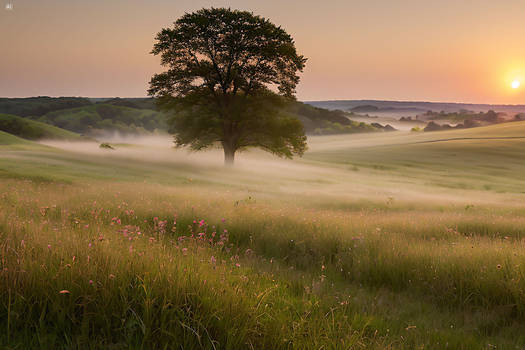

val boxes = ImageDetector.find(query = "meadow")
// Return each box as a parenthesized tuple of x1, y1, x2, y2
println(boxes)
(2, 122, 525, 349)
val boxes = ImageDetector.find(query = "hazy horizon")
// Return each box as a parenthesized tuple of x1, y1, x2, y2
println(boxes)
(2, 0, 525, 104)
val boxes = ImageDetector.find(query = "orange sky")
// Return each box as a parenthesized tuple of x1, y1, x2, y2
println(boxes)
(1, 0, 525, 103)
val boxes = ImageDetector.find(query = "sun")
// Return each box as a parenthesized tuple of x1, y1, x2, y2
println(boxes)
(512, 80, 521, 89)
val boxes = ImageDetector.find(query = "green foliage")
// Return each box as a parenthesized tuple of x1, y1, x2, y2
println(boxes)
(0, 96, 379, 139)
(0, 97, 92, 117)
(313, 120, 378, 135)
(99, 97, 157, 110)
(35, 104, 167, 136)
(149, 8, 308, 164)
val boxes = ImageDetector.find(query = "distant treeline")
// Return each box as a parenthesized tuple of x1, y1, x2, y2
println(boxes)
(0, 97, 92, 117)
(0, 97, 390, 137)
(420, 110, 524, 132)
(287, 102, 394, 135)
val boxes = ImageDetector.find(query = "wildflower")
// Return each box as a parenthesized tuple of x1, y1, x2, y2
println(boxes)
(59, 290, 70, 294)
(182, 248, 188, 255)
(47, 244, 51, 249)
(235, 263, 241, 268)
(210, 256, 217, 265)
(109, 274, 115, 279)
(497, 264, 502, 269)
(88, 243, 92, 248)
(89, 280, 93, 285)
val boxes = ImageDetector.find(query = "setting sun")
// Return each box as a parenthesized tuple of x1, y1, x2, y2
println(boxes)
(512, 80, 521, 89)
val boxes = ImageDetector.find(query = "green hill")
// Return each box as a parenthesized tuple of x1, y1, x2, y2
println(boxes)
(0, 130, 33, 145)
(0, 114, 83, 141)
(32, 104, 167, 136)
(306, 121, 525, 193)
(0, 130, 54, 152)
(0, 97, 385, 137)
(287, 101, 383, 134)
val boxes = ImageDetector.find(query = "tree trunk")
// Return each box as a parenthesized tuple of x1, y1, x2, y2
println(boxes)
(223, 145, 235, 166)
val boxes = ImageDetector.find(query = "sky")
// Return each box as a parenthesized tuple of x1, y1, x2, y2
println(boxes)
(2, 0, 525, 104)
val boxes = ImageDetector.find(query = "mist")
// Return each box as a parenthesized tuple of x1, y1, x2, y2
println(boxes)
(36, 133, 521, 212)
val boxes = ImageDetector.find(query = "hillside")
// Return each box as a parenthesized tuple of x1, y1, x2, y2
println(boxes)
(306, 121, 525, 193)
(287, 101, 389, 134)
(0, 130, 32, 145)
(0, 97, 388, 137)
(0, 114, 83, 141)
(32, 104, 167, 136)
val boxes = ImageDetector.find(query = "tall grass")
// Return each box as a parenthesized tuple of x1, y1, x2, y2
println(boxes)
(1, 180, 525, 348)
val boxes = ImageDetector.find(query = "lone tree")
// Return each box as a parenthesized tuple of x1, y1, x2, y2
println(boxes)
(148, 8, 308, 165)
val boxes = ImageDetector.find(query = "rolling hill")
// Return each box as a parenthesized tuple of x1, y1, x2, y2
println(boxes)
(0, 114, 83, 141)
(0, 97, 388, 137)
(306, 121, 525, 193)
(33, 103, 167, 136)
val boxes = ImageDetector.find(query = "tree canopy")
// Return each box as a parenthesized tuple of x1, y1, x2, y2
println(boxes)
(148, 7, 308, 165)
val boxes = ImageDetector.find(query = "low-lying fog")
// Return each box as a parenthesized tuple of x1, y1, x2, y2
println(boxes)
(37, 133, 521, 209)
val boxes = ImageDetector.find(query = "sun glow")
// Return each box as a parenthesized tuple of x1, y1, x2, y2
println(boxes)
(512, 80, 521, 89)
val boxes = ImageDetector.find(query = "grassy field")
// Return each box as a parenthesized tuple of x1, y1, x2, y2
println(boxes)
(2, 123, 525, 348)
